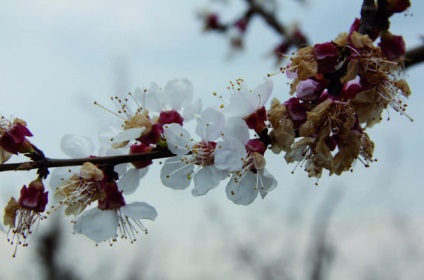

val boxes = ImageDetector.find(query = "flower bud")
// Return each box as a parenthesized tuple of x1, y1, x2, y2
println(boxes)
(296, 79, 321, 101)
(18, 178, 48, 212)
(157, 110, 184, 127)
(204, 13, 221, 31)
(0, 118, 34, 155)
(314, 42, 339, 73)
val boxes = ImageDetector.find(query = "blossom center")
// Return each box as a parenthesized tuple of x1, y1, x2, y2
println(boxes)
(191, 141, 216, 166)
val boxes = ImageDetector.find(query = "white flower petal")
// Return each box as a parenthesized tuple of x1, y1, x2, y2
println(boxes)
(253, 78, 273, 106)
(257, 169, 278, 199)
(74, 208, 118, 243)
(49, 167, 79, 191)
(61, 134, 94, 158)
(226, 172, 259, 205)
(99, 145, 125, 157)
(284, 138, 315, 163)
(160, 156, 194, 190)
(195, 107, 225, 141)
(163, 123, 192, 155)
(120, 202, 158, 221)
(111, 127, 145, 144)
(226, 92, 256, 117)
(183, 98, 202, 121)
(164, 78, 194, 110)
(142, 83, 163, 113)
(98, 126, 122, 145)
(114, 163, 128, 178)
(214, 137, 246, 172)
(223, 118, 249, 144)
(192, 166, 227, 196)
(118, 167, 148, 194)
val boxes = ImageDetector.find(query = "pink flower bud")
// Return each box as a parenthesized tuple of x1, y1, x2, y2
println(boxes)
(157, 110, 184, 127)
(204, 13, 221, 31)
(274, 41, 289, 63)
(234, 18, 248, 33)
(18, 179, 48, 213)
(296, 79, 321, 101)
(284, 97, 307, 122)
(314, 42, 339, 73)
(0, 121, 34, 154)
(6, 122, 33, 142)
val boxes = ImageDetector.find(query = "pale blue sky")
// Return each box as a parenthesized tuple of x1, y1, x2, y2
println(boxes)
(1, 1, 424, 279)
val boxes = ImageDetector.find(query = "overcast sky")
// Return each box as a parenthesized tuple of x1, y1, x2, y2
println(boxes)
(1, 1, 424, 279)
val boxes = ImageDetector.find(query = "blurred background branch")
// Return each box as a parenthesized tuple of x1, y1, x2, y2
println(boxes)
(201, 0, 424, 67)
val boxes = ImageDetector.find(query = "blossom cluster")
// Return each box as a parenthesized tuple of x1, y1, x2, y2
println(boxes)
(0, 4, 413, 255)
(1, 116, 48, 256)
(268, 21, 410, 181)
(94, 78, 278, 205)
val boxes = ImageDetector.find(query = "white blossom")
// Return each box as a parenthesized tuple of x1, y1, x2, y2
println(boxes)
(73, 202, 158, 243)
(226, 168, 277, 205)
(135, 78, 202, 121)
(224, 78, 273, 118)
(214, 117, 278, 205)
(160, 108, 228, 196)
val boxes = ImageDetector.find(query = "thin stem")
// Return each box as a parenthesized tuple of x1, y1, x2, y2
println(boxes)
(0, 149, 175, 172)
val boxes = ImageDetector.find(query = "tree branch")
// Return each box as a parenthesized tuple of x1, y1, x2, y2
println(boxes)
(405, 45, 424, 69)
(358, 0, 377, 36)
(0, 149, 175, 172)
(244, 0, 288, 37)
